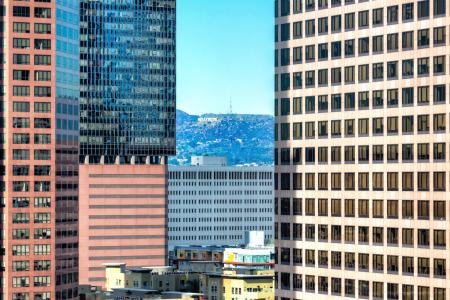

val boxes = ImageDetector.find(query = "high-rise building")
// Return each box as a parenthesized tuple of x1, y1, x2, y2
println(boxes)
(78, 0, 176, 288)
(2, 1, 80, 299)
(168, 156, 274, 248)
(275, 0, 449, 299)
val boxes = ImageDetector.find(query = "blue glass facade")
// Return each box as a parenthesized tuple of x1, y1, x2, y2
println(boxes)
(56, 0, 80, 299)
(79, 0, 176, 164)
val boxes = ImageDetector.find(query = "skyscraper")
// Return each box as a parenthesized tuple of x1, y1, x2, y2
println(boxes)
(78, 0, 176, 288)
(275, 0, 449, 299)
(2, 1, 80, 299)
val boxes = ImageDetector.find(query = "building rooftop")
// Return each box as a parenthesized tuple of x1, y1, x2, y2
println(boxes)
(190, 156, 228, 166)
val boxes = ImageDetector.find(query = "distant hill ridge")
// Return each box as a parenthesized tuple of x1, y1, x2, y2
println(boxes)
(171, 109, 274, 166)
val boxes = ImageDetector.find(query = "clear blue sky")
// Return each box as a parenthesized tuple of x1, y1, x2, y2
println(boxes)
(177, 0, 273, 115)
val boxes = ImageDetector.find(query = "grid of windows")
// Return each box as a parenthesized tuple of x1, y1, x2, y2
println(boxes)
(7, 1, 80, 300)
(168, 167, 274, 247)
(79, 0, 176, 162)
(275, 0, 449, 299)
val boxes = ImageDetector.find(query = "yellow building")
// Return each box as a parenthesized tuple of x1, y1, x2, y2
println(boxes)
(199, 269, 274, 300)
(104, 263, 199, 293)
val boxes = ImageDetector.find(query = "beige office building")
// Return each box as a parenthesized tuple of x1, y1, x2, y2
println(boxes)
(275, 0, 449, 299)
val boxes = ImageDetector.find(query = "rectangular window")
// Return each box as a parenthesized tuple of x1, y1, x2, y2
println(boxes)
(305, 71, 315, 87)
(434, 0, 446, 15)
(305, 19, 315, 36)
(13, 54, 30, 65)
(402, 59, 414, 77)
(418, 29, 430, 47)
(434, 172, 446, 191)
(387, 33, 398, 51)
(372, 63, 384, 80)
(358, 173, 369, 191)
(434, 142, 446, 160)
(34, 55, 51, 66)
(34, 71, 51, 81)
(358, 146, 369, 163)
(358, 10, 368, 28)
(35, 7, 51, 18)
(34, 39, 51, 50)
(318, 69, 328, 86)
(418, 172, 430, 191)
(331, 199, 341, 216)
(344, 13, 354, 30)
(434, 85, 446, 103)
(293, 97, 302, 114)
(372, 173, 383, 191)
(318, 43, 328, 60)
(305, 45, 315, 61)
(13, 70, 30, 81)
(318, 17, 328, 34)
(358, 199, 369, 218)
(13, 22, 30, 33)
(293, 122, 302, 140)
(332, 15, 341, 32)
(402, 3, 414, 21)
(344, 39, 354, 56)
(331, 94, 341, 111)
(358, 91, 369, 108)
(344, 67, 354, 84)
(402, 31, 413, 49)
(34, 23, 51, 34)
(402, 87, 414, 105)
(418, 86, 429, 104)
(372, 8, 383, 25)
(372, 35, 383, 53)
(418, 57, 430, 75)
(387, 5, 398, 23)
(278, 25, 285, 43)
(293, 47, 302, 64)
(305, 96, 315, 112)
(372, 90, 383, 107)
(434, 27, 446, 45)
(34, 244, 51, 255)
(418, 0, 430, 18)
(402, 173, 413, 192)
(331, 68, 341, 84)
(293, 0, 302, 13)
(293, 21, 302, 39)
(13, 38, 30, 49)
(358, 37, 369, 55)
(13, 86, 30, 96)
(344, 119, 354, 136)
(434, 55, 445, 74)
(387, 61, 398, 79)
(293, 72, 302, 89)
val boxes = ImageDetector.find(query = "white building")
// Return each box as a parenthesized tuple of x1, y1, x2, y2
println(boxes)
(168, 156, 274, 249)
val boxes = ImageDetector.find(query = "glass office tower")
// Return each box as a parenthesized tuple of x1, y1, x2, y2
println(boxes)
(275, 0, 449, 299)
(78, 0, 176, 288)
(79, 0, 176, 164)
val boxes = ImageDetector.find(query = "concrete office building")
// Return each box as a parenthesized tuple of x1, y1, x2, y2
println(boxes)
(1, 1, 80, 299)
(78, 0, 176, 288)
(275, 0, 449, 299)
(168, 157, 274, 248)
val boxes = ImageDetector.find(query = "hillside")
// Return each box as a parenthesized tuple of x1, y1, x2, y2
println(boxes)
(170, 109, 274, 166)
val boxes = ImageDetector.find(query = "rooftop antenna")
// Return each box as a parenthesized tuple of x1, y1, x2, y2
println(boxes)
(228, 97, 233, 114)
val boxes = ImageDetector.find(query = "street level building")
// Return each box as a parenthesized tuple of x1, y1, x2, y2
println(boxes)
(199, 269, 275, 300)
(275, 0, 450, 299)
